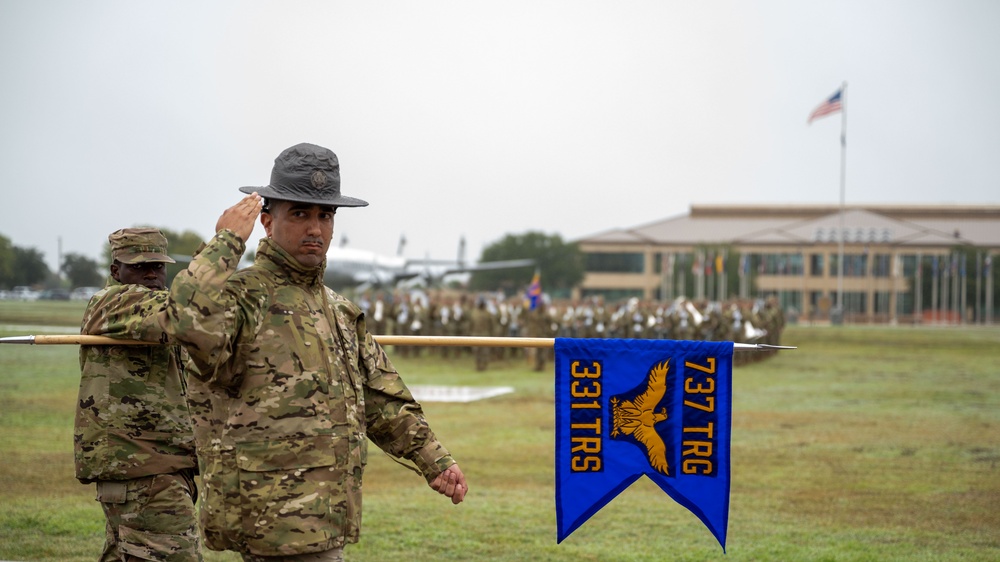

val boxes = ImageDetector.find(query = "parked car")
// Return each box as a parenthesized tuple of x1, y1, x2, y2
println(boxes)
(39, 288, 71, 300)
(70, 286, 102, 301)
(10, 286, 40, 300)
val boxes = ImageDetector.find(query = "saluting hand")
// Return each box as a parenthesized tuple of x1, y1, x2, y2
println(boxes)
(430, 464, 468, 505)
(216, 193, 263, 242)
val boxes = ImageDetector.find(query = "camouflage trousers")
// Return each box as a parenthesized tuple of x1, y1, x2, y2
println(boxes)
(241, 547, 344, 562)
(529, 348, 546, 372)
(475, 346, 489, 371)
(95, 469, 203, 562)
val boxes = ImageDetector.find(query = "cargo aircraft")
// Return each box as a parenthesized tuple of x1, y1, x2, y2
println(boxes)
(172, 235, 533, 291)
(323, 236, 534, 291)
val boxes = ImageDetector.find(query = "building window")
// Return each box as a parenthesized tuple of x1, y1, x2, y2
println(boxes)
(840, 291, 867, 314)
(872, 254, 892, 277)
(809, 291, 824, 308)
(581, 288, 644, 301)
(585, 252, 644, 273)
(810, 254, 824, 277)
(760, 253, 803, 275)
(896, 291, 914, 315)
(874, 291, 892, 314)
(830, 254, 869, 277)
(845, 255, 868, 277)
(760, 290, 802, 313)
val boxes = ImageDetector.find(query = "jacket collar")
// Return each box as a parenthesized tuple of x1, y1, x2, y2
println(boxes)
(254, 237, 326, 287)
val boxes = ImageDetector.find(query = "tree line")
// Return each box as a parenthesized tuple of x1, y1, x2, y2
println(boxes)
(0, 227, 209, 290)
(0, 229, 585, 295)
(0, 233, 100, 290)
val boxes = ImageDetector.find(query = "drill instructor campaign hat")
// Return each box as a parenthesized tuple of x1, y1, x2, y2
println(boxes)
(239, 143, 369, 208)
(109, 228, 176, 264)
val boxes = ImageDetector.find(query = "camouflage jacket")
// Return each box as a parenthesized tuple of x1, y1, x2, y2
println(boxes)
(161, 230, 455, 557)
(74, 278, 196, 483)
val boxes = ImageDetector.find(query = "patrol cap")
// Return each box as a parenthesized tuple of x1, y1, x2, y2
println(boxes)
(108, 228, 176, 264)
(239, 143, 369, 208)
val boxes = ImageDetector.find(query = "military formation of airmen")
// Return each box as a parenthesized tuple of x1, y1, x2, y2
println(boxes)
(356, 289, 786, 371)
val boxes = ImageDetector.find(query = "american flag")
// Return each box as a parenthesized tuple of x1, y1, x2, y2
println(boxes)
(808, 88, 843, 123)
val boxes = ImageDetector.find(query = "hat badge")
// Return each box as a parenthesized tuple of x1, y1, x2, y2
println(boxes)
(311, 170, 327, 190)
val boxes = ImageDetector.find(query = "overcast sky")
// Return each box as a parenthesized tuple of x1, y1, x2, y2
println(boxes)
(2, 1, 998, 274)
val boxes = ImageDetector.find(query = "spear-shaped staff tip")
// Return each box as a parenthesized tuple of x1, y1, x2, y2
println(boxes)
(0, 335, 36, 344)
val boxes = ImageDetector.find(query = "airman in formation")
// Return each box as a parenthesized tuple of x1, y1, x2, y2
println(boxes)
(366, 289, 785, 370)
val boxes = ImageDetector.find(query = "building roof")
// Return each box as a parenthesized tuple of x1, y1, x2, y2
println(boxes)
(577, 204, 1000, 249)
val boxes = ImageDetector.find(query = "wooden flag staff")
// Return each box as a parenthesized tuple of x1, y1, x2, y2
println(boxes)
(0, 334, 795, 351)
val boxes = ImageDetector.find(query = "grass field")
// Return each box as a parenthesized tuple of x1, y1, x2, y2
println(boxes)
(1, 301, 998, 561)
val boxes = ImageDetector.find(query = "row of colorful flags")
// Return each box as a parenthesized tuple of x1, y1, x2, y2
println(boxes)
(931, 253, 995, 277)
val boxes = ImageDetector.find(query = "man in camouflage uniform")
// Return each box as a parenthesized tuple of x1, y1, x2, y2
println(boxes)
(159, 143, 467, 562)
(369, 291, 389, 335)
(75, 228, 202, 562)
(524, 300, 551, 372)
(453, 293, 472, 358)
(469, 295, 492, 371)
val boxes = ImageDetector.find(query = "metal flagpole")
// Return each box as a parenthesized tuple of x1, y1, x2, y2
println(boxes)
(668, 252, 676, 301)
(696, 249, 705, 300)
(669, 252, 676, 301)
(942, 254, 949, 323)
(944, 255, 950, 322)
(660, 252, 668, 301)
(915, 253, 922, 324)
(987, 253, 994, 324)
(950, 253, 957, 322)
(961, 253, 967, 324)
(724, 258, 730, 301)
(678, 253, 687, 299)
(836, 81, 847, 323)
(707, 251, 715, 302)
(932, 256, 939, 324)
(0, 334, 796, 351)
(976, 251, 983, 324)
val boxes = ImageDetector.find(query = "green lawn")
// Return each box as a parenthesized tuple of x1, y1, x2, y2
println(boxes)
(1, 302, 998, 561)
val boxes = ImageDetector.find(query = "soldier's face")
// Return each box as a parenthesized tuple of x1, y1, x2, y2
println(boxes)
(262, 201, 335, 268)
(111, 261, 167, 290)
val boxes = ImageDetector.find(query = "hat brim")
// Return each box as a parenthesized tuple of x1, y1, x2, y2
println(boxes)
(239, 185, 369, 208)
(117, 253, 176, 265)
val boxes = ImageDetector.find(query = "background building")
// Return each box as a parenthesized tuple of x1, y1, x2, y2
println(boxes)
(576, 204, 1000, 324)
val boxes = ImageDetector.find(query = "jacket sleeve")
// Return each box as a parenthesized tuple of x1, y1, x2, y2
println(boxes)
(159, 229, 256, 387)
(357, 315, 456, 482)
(81, 283, 171, 344)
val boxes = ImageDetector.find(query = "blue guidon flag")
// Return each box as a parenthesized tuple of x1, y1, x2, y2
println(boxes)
(555, 338, 733, 550)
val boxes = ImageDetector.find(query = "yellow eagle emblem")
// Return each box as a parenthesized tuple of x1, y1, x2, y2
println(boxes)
(610, 360, 670, 475)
